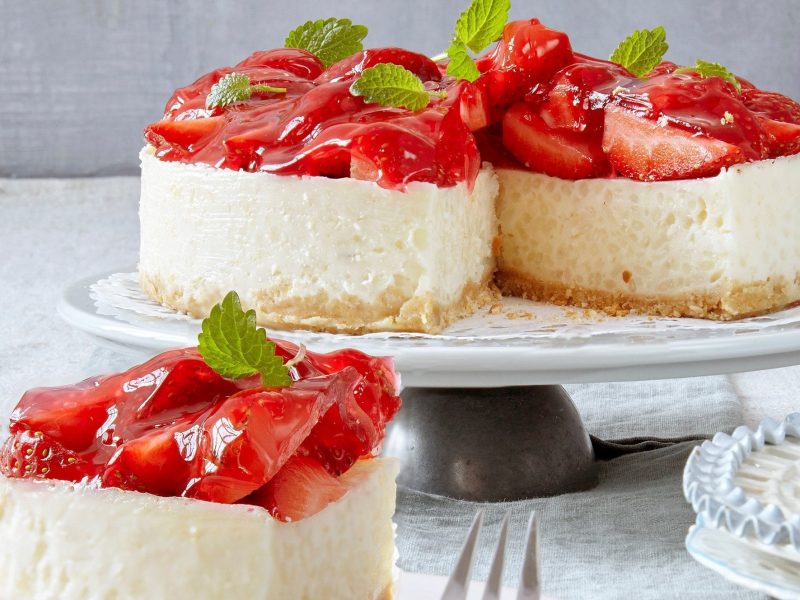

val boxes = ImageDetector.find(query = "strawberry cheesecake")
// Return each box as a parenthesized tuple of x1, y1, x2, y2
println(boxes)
(0, 296, 402, 599)
(140, 12, 800, 330)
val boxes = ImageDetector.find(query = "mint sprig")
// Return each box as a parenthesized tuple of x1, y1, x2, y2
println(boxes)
(197, 291, 291, 388)
(443, 0, 510, 82)
(446, 41, 481, 83)
(350, 63, 446, 111)
(610, 26, 669, 77)
(285, 18, 368, 68)
(676, 59, 742, 92)
(205, 73, 286, 110)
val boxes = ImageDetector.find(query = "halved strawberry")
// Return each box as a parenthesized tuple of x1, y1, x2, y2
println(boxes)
(757, 117, 800, 156)
(145, 116, 224, 155)
(602, 106, 744, 181)
(245, 455, 347, 522)
(502, 103, 610, 179)
(476, 19, 574, 109)
(537, 57, 631, 132)
(101, 419, 196, 497)
(0, 430, 96, 482)
(8, 379, 116, 453)
(235, 48, 325, 80)
(460, 81, 492, 131)
(317, 48, 442, 84)
(741, 89, 800, 124)
(741, 89, 800, 156)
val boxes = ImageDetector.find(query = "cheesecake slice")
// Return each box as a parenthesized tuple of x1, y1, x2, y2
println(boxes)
(0, 304, 402, 600)
(0, 459, 397, 600)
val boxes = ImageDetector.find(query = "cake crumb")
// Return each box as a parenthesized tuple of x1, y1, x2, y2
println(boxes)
(720, 111, 735, 125)
(612, 86, 628, 95)
(506, 310, 535, 320)
(488, 302, 503, 315)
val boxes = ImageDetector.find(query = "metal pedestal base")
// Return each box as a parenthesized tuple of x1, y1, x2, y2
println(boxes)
(382, 385, 598, 501)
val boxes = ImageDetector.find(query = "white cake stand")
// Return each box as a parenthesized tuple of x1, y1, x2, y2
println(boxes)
(58, 270, 800, 500)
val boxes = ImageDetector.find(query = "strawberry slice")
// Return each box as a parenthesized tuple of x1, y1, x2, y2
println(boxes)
(741, 89, 800, 156)
(602, 106, 744, 181)
(757, 117, 800, 156)
(145, 116, 224, 156)
(537, 57, 632, 133)
(317, 48, 442, 84)
(460, 82, 492, 131)
(235, 48, 324, 80)
(0, 430, 95, 482)
(741, 89, 800, 124)
(246, 455, 347, 522)
(502, 103, 610, 179)
(276, 345, 401, 475)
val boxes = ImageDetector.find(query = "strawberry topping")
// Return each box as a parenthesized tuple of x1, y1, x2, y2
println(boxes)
(144, 19, 800, 187)
(0, 345, 400, 520)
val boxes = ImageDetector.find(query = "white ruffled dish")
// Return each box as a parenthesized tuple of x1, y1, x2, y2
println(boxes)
(683, 414, 800, 598)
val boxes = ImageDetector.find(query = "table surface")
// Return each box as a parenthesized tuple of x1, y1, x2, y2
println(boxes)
(1, 176, 798, 599)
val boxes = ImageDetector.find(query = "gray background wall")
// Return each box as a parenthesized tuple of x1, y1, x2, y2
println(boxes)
(2, 0, 799, 177)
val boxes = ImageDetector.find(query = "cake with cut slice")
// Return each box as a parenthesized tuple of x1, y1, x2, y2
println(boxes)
(139, 10, 800, 330)
(0, 294, 402, 599)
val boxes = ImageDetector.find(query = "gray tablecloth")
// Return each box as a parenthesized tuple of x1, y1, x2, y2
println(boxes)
(1, 177, 799, 599)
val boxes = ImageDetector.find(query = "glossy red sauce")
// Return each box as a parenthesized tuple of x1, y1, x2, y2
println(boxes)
(144, 19, 800, 184)
(0, 343, 400, 519)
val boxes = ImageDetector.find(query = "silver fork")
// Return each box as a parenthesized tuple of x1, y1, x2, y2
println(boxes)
(441, 510, 540, 600)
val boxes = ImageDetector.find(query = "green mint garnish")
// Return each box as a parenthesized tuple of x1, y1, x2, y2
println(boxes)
(350, 63, 446, 111)
(446, 40, 482, 83)
(443, 0, 511, 82)
(676, 59, 742, 92)
(197, 291, 291, 388)
(285, 18, 368, 69)
(610, 26, 669, 77)
(205, 73, 286, 110)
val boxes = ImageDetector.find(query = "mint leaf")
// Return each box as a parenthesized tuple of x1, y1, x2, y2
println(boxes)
(446, 40, 481, 82)
(610, 26, 669, 77)
(454, 0, 511, 54)
(198, 291, 291, 388)
(350, 63, 444, 111)
(205, 73, 286, 110)
(676, 59, 742, 92)
(285, 18, 368, 68)
(441, 0, 509, 81)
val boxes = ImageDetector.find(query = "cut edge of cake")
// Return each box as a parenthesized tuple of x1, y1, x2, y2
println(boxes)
(139, 146, 500, 334)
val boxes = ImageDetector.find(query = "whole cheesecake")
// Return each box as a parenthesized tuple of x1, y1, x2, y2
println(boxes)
(140, 18, 800, 331)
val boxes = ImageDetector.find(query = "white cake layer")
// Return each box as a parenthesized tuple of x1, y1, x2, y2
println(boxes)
(139, 147, 498, 332)
(497, 154, 800, 315)
(0, 458, 398, 600)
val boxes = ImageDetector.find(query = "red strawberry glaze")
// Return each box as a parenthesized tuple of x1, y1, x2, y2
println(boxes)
(146, 47, 479, 190)
(145, 19, 800, 187)
(0, 344, 400, 519)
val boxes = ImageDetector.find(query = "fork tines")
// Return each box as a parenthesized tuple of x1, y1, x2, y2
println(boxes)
(440, 510, 540, 600)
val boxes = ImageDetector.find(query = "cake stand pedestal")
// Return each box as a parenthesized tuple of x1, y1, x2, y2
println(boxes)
(384, 385, 597, 500)
(59, 270, 800, 501)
